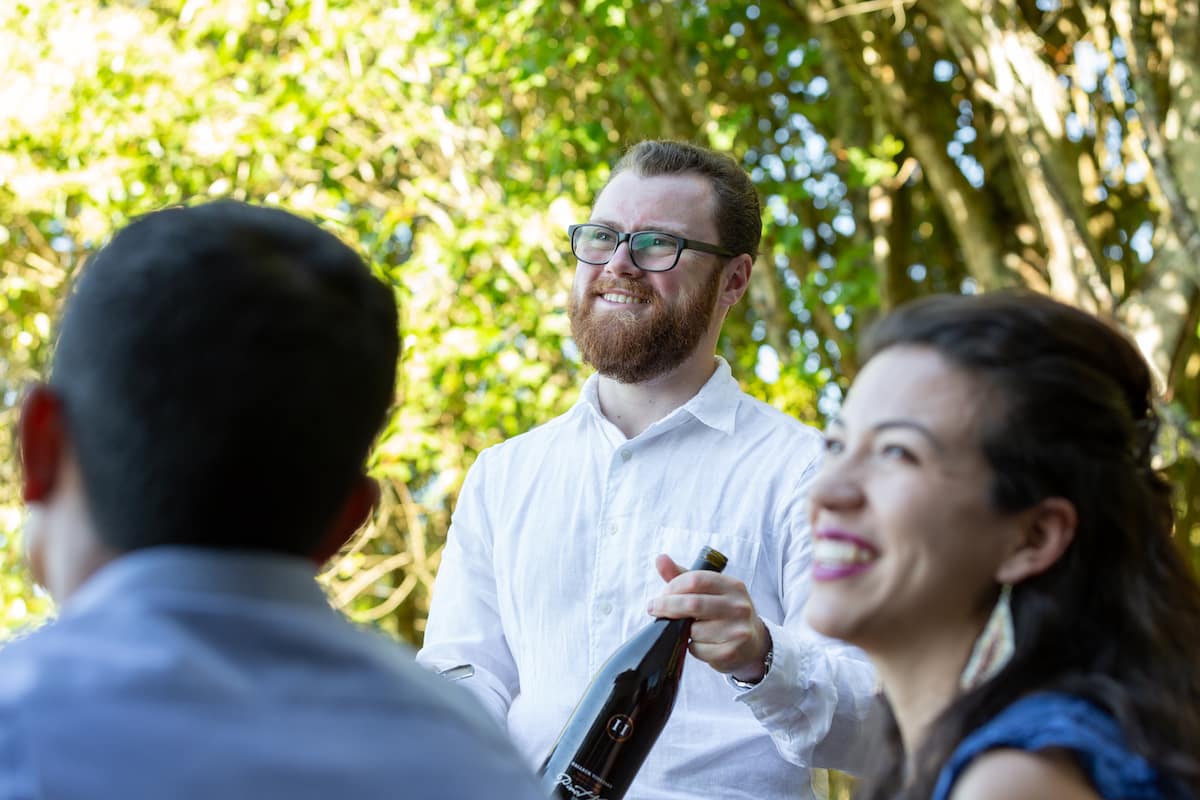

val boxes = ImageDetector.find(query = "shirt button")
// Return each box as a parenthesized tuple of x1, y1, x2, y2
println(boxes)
(600, 602, 613, 616)
(606, 522, 618, 537)
(620, 450, 632, 462)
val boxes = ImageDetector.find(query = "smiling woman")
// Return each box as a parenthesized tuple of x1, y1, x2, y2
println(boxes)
(805, 290, 1200, 800)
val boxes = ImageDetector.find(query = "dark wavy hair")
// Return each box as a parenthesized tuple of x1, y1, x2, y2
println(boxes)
(610, 139, 761, 259)
(853, 291, 1200, 799)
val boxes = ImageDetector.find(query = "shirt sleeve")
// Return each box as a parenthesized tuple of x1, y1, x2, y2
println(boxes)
(733, 457, 879, 775)
(416, 448, 520, 726)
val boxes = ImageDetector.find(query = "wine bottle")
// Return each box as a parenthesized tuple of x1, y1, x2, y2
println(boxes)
(537, 546, 728, 800)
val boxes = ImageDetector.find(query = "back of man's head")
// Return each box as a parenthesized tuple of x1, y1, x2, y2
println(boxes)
(49, 200, 398, 557)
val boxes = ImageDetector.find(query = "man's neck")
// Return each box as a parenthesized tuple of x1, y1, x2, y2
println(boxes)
(595, 350, 719, 439)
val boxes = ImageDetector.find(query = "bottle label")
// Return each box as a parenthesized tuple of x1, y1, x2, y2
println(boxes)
(605, 714, 633, 742)
(553, 761, 614, 800)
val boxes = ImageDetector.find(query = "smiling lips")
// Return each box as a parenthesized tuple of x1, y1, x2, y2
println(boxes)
(590, 278, 654, 306)
(601, 292, 649, 304)
(812, 531, 879, 581)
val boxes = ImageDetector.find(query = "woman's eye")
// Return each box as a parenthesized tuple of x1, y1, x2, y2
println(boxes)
(822, 436, 845, 455)
(879, 443, 917, 462)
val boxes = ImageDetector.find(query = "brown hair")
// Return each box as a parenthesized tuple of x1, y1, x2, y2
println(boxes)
(611, 140, 761, 259)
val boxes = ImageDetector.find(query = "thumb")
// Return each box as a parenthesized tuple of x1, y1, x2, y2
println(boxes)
(655, 553, 686, 585)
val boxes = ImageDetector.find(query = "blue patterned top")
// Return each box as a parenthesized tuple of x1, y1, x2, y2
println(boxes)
(932, 692, 1174, 800)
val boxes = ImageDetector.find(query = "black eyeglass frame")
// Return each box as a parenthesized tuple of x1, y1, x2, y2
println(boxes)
(567, 223, 737, 272)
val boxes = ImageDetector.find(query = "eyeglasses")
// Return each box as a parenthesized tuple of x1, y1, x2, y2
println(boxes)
(567, 223, 736, 272)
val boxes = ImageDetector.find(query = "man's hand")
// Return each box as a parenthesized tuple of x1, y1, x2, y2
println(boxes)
(646, 554, 771, 682)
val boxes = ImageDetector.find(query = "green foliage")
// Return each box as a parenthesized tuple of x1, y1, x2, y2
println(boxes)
(3, 0, 1198, 651)
(0, 0, 590, 637)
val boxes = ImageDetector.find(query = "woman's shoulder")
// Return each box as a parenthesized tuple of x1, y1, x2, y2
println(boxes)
(949, 747, 1101, 800)
(934, 692, 1168, 800)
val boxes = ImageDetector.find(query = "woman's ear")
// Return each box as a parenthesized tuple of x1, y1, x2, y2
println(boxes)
(995, 497, 1077, 584)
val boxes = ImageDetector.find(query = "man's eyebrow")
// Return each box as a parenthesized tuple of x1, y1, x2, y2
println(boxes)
(588, 218, 689, 235)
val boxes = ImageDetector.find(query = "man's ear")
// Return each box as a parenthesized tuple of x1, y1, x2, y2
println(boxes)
(718, 254, 753, 308)
(995, 497, 1077, 585)
(309, 474, 380, 566)
(19, 385, 67, 503)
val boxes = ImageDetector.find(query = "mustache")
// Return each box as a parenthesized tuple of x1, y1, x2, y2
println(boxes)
(587, 278, 657, 303)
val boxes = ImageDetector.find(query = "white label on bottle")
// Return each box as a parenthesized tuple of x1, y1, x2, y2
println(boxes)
(554, 772, 607, 800)
(569, 762, 612, 789)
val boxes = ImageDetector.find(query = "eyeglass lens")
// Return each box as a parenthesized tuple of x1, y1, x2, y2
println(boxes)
(572, 224, 679, 271)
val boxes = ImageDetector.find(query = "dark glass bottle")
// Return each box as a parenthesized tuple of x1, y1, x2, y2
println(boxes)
(537, 546, 728, 800)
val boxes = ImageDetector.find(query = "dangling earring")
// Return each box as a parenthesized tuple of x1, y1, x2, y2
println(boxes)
(959, 584, 1015, 691)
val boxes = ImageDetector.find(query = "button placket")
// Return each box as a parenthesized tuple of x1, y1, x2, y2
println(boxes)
(591, 442, 638, 669)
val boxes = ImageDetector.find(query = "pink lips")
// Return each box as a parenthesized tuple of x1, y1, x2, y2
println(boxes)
(811, 529, 879, 582)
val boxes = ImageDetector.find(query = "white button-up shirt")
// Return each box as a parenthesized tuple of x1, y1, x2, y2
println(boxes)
(419, 358, 876, 799)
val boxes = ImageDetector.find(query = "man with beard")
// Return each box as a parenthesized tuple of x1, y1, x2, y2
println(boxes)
(418, 141, 875, 799)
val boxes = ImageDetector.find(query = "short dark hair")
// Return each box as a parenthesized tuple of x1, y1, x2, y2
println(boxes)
(855, 290, 1200, 798)
(50, 200, 399, 557)
(611, 140, 762, 259)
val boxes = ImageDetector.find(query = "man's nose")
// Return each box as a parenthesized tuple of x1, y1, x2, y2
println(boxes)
(603, 239, 641, 278)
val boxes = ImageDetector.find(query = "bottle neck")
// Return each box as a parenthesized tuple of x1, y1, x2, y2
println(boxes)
(688, 555, 723, 573)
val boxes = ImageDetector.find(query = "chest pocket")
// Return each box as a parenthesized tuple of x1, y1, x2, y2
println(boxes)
(653, 525, 761, 598)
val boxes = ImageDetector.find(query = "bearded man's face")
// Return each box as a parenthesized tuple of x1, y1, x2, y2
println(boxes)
(568, 171, 728, 384)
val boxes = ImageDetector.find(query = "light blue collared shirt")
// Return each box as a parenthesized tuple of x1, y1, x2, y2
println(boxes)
(0, 547, 543, 799)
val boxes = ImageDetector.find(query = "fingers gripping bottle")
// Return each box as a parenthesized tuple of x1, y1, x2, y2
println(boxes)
(537, 547, 728, 800)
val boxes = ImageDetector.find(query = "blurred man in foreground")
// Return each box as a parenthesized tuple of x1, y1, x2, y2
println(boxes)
(5, 200, 543, 799)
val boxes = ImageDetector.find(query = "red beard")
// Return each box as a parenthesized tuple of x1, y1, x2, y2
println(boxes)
(567, 265, 723, 384)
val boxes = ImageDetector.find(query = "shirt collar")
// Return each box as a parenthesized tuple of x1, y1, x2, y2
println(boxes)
(62, 546, 333, 618)
(686, 357, 741, 434)
(576, 356, 741, 437)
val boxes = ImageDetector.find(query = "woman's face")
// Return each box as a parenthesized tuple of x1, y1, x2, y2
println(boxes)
(804, 345, 1023, 656)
